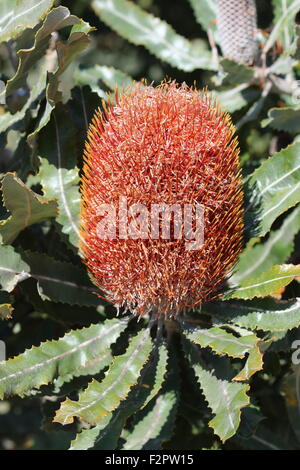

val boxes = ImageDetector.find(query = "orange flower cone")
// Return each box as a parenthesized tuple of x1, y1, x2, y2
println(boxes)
(80, 82, 244, 317)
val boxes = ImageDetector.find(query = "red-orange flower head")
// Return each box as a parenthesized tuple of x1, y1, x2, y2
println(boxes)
(80, 81, 244, 318)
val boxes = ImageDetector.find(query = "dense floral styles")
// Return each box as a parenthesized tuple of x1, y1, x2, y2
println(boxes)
(80, 82, 244, 317)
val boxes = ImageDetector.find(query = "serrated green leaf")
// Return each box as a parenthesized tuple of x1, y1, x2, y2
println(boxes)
(92, 0, 216, 72)
(54, 328, 153, 426)
(232, 205, 300, 284)
(216, 85, 260, 113)
(142, 340, 168, 409)
(0, 304, 12, 320)
(206, 298, 300, 332)
(20, 251, 99, 307)
(270, 55, 297, 74)
(0, 245, 30, 292)
(0, 0, 55, 43)
(280, 366, 300, 442)
(234, 346, 264, 382)
(220, 58, 255, 85)
(182, 324, 263, 381)
(0, 246, 99, 306)
(37, 104, 81, 247)
(235, 81, 273, 130)
(74, 65, 133, 96)
(248, 141, 300, 236)
(123, 346, 179, 450)
(292, 24, 300, 59)
(47, 18, 94, 105)
(237, 406, 265, 440)
(182, 324, 257, 359)
(265, 0, 300, 52)
(0, 173, 58, 244)
(271, 0, 298, 51)
(187, 0, 217, 34)
(262, 107, 300, 133)
(0, 292, 13, 320)
(3, 7, 93, 139)
(38, 158, 80, 247)
(20, 277, 102, 327)
(122, 390, 177, 450)
(69, 413, 113, 450)
(0, 54, 50, 134)
(70, 409, 132, 450)
(70, 340, 169, 450)
(5, 7, 91, 98)
(0, 317, 128, 399)
(226, 264, 300, 300)
(183, 339, 250, 442)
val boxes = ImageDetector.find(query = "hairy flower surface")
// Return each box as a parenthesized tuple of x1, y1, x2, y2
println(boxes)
(80, 82, 244, 317)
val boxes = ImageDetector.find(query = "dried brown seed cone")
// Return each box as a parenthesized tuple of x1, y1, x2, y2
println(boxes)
(217, 0, 259, 65)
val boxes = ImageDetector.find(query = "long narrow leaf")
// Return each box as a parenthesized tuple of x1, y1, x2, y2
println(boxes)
(0, 318, 129, 398)
(183, 339, 250, 442)
(232, 205, 300, 284)
(0, 173, 58, 244)
(0, 0, 55, 43)
(92, 0, 216, 72)
(248, 141, 300, 236)
(54, 328, 153, 426)
(205, 298, 300, 332)
(226, 264, 300, 300)
(0, 246, 30, 292)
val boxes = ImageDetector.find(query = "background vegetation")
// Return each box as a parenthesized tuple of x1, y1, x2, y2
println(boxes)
(0, 0, 300, 450)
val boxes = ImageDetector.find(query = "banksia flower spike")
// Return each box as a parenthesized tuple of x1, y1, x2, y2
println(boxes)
(217, 0, 259, 65)
(80, 81, 244, 318)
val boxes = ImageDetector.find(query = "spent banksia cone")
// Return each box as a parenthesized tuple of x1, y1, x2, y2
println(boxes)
(217, 0, 258, 65)
(80, 82, 244, 317)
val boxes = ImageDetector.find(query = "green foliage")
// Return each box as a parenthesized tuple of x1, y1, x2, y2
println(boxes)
(69, 414, 113, 450)
(232, 206, 300, 284)
(262, 106, 300, 133)
(266, 0, 300, 52)
(220, 59, 255, 85)
(0, 292, 13, 319)
(20, 251, 100, 307)
(1, 0, 300, 452)
(225, 264, 300, 300)
(187, 0, 217, 35)
(205, 298, 300, 332)
(92, 0, 216, 72)
(54, 328, 153, 425)
(0, 318, 128, 398)
(183, 323, 261, 359)
(37, 157, 81, 247)
(122, 390, 178, 450)
(183, 339, 250, 442)
(0, 173, 58, 244)
(74, 65, 132, 96)
(182, 323, 263, 381)
(0, 245, 30, 292)
(0, 0, 55, 43)
(248, 142, 300, 237)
